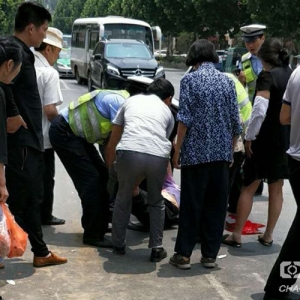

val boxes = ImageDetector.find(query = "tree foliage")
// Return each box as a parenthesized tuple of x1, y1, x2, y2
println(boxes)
(0, 0, 22, 35)
(51, 0, 300, 47)
(248, 0, 300, 39)
(81, 0, 113, 18)
(194, 0, 251, 38)
(52, 0, 85, 33)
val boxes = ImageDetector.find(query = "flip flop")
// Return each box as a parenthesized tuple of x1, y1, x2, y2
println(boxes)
(221, 234, 242, 248)
(258, 235, 273, 247)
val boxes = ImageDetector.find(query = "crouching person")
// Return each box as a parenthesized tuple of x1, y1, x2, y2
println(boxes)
(49, 89, 129, 248)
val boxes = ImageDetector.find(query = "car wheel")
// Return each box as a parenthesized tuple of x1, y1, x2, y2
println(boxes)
(75, 68, 83, 85)
(87, 72, 94, 92)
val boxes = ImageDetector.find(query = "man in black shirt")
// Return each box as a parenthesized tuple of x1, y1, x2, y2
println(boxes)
(3, 1, 67, 268)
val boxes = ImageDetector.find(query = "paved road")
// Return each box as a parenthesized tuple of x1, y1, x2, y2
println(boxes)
(0, 72, 297, 300)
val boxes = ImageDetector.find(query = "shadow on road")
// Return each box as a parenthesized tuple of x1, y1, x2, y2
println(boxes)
(0, 258, 35, 283)
(224, 241, 281, 257)
(251, 292, 265, 300)
(100, 248, 157, 275)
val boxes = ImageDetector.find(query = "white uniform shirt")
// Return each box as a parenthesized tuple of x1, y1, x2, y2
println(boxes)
(283, 66, 300, 161)
(33, 50, 63, 149)
(113, 94, 174, 158)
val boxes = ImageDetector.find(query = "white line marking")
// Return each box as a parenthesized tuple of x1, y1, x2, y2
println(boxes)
(253, 272, 266, 285)
(60, 79, 70, 90)
(205, 274, 237, 300)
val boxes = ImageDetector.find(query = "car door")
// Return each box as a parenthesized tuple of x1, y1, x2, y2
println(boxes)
(90, 42, 103, 87)
(93, 42, 104, 87)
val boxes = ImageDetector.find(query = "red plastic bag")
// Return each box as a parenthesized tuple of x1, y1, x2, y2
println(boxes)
(0, 204, 10, 257)
(1, 203, 28, 258)
(225, 214, 265, 235)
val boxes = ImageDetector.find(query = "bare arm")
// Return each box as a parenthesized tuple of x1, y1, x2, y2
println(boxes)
(0, 164, 8, 203)
(105, 124, 124, 169)
(172, 121, 187, 169)
(280, 103, 291, 125)
(44, 104, 59, 121)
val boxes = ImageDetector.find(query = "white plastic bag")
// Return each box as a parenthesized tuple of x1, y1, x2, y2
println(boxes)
(0, 204, 10, 257)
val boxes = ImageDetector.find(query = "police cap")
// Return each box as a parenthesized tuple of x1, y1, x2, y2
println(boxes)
(240, 24, 266, 42)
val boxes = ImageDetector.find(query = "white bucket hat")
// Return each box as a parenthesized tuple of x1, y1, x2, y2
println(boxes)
(43, 27, 64, 49)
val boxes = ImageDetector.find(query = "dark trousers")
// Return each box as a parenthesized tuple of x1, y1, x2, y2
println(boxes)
(228, 151, 244, 214)
(5, 146, 49, 256)
(264, 156, 300, 297)
(131, 189, 179, 228)
(49, 115, 110, 239)
(175, 161, 229, 258)
(41, 148, 55, 221)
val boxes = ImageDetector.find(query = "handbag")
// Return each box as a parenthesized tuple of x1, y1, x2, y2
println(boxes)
(1, 203, 28, 258)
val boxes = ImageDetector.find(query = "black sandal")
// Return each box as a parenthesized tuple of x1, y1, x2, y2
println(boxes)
(258, 235, 273, 247)
(221, 234, 242, 248)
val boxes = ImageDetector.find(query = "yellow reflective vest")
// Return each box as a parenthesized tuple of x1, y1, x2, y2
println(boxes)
(241, 52, 257, 102)
(68, 89, 129, 145)
(225, 73, 252, 133)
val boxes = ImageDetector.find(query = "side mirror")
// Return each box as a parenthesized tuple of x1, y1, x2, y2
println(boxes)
(94, 54, 102, 60)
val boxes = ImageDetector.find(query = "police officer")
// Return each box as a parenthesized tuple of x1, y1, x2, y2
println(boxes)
(49, 88, 130, 248)
(225, 73, 252, 225)
(239, 24, 266, 196)
(238, 24, 266, 102)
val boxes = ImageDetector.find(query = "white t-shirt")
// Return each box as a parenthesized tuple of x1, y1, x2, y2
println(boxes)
(113, 94, 174, 158)
(283, 66, 300, 161)
(33, 50, 63, 149)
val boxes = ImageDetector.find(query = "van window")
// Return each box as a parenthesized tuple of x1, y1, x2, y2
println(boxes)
(94, 42, 104, 55)
(71, 25, 86, 49)
(89, 31, 99, 50)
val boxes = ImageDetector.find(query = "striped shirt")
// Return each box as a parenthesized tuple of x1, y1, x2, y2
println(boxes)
(113, 94, 174, 158)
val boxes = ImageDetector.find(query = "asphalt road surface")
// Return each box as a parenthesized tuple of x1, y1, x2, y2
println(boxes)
(0, 69, 298, 300)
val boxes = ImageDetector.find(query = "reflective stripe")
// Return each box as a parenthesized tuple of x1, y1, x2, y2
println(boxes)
(70, 90, 101, 110)
(68, 89, 129, 144)
(225, 72, 252, 128)
(238, 96, 250, 109)
(241, 52, 251, 62)
(242, 52, 257, 101)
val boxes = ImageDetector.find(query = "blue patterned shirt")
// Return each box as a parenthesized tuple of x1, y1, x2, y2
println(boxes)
(178, 62, 242, 166)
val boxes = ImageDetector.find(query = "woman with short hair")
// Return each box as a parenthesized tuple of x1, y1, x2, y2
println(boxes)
(169, 39, 242, 270)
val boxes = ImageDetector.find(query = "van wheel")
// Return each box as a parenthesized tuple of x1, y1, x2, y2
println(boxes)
(75, 68, 84, 85)
(87, 72, 94, 92)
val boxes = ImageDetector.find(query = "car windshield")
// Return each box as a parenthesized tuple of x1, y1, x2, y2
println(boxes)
(59, 50, 70, 59)
(105, 43, 152, 59)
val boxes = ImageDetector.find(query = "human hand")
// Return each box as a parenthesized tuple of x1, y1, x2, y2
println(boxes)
(0, 185, 9, 203)
(238, 71, 246, 85)
(245, 140, 253, 158)
(7, 115, 27, 133)
(172, 150, 181, 169)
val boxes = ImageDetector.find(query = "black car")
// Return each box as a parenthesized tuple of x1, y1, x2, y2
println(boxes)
(87, 39, 165, 91)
